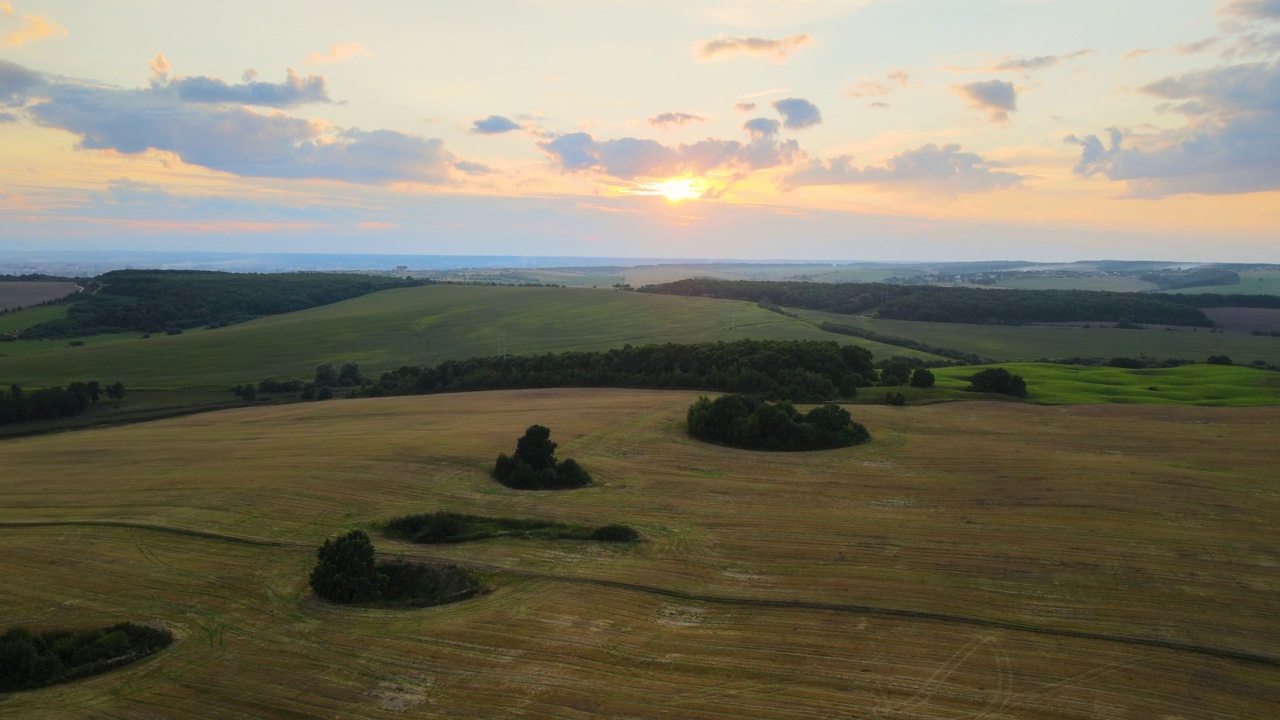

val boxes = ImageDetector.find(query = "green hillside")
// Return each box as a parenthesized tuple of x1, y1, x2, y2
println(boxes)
(0, 286, 928, 389)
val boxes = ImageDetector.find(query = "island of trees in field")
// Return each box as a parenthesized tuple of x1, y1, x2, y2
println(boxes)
(494, 425, 593, 490)
(640, 278, 1280, 326)
(1, 380, 125, 426)
(687, 394, 871, 451)
(0, 623, 172, 693)
(309, 529, 484, 607)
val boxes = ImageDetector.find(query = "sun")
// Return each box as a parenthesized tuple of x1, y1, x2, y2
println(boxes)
(643, 177, 706, 202)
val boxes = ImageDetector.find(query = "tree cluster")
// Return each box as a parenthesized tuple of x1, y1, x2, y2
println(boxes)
(686, 394, 871, 451)
(365, 339, 876, 403)
(15, 270, 421, 340)
(494, 425, 593, 490)
(385, 511, 639, 544)
(639, 278, 1245, 327)
(308, 529, 483, 607)
(0, 381, 124, 425)
(0, 623, 172, 692)
(966, 368, 1028, 397)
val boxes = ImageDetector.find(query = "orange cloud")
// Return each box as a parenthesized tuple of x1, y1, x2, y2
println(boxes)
(1, 5, 67, 46)
(306, 42, 372, 65)
(695, 33, 813, 62)
(358, 221, 399, 229)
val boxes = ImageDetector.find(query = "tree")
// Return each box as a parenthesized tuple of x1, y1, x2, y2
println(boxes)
(1206, 355, 1233, 366)
(514, 425, 557, 471)
(910, 368, 935, 388)
(309, 530, 386, 603)
(967, 368, 1027, 397)
(315, 363, 339, 388)
(338, 362, 363, 386)
(879, 360, 912, 386)
(106, 381, 125, 400)
(86, 381, 101, 404)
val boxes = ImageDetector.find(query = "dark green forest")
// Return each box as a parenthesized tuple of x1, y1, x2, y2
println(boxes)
(641, 279, 1280, 326)
(363, 339, 877, 403)
(686, 394, 871, 451)
(0, 623, 172, 692)
(13, 270, 421, 340)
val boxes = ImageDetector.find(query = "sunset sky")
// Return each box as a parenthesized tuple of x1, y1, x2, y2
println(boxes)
(2, 0, 1278, 262)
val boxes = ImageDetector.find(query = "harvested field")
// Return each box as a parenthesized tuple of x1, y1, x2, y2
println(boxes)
(1203, 306, 1280, 333)
(0, 389, 1276, 718)
(0, 282, 78, 312)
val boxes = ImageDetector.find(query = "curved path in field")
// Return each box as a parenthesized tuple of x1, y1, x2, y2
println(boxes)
(4, 519, 1276, 668)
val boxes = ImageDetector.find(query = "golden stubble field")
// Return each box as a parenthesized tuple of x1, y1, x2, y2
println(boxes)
(1, 389, 1277, 719)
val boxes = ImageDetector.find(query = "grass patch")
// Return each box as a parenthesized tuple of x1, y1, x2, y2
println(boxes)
(932, 362, 1280, 406)
(0, 304, 71, 334)
(385, 511, 640, 544)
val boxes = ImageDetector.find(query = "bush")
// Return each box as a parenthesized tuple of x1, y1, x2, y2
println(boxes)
(588, 524, 641, 542)
(377, 562, 485, 607)
(0, 623, 172, 692)
(1206, 355, 1233, 366)
(386, 512, 641, 544)
(909, 368, 935, 388)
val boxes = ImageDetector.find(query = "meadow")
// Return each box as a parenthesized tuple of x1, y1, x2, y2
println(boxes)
(0, 389, 1276, 718)
(1159, 269, 1280, 296)
(0, 285, 928, 389)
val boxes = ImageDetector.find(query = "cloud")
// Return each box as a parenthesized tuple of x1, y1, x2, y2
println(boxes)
(471, 115, 521, 134)
(1067, 60, 1280, 196)
(0, 58, 44, 105)
(846, 80, 890, 98)
(771, 97, 822, 129)
(166, 68, 330, 107)
(743, 117, 780, 137)
(148, 52, 171, 81)
(734, 101, 757, 113)
(648, 112, 706, 129)
(306, 42, 372, 65)
(1123, 48, 1154, 61)
(695, 33, 813, 62)
(888, 70, 911, 86)
(0, 5, 66, 46)
(106, 177, 171, 205)
(954, 80, 1017, 122)
(991, 49, 1094, 75)
(538, 123, 801, 181)
(1219, 0, 1280, 20)
(4, 60, 457, 185)
(1175, 37, 1220, 54)
(358, 221, 398, 230)
(785, 143, 1024, 194)
(453, 160, 496, 174)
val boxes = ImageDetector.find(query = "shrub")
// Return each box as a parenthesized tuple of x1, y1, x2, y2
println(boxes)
(909, 368, 935, 388)
(0, 622, 172, 692)
(589, 524, 641, 542)
(1206, 355, 1233, 365)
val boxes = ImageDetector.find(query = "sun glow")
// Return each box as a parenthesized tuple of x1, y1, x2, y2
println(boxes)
(639, 177, 707, 202)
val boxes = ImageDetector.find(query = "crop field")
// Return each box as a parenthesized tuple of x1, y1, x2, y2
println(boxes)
(0, 304, 69, 334)
(792, 308, 1280, 364)
(0, 285, 928, 389)
(0, 389, 1276, 718)
(1203, 307, 1280, 333)
(932, 362, 1280, 406)
(0, 282, 78, 312)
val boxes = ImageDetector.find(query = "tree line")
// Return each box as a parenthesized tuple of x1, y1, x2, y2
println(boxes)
(14, 270, 422, 340)
(360, 339, 877, 403)
(640, 278, 1280, 326)
(0, 381, 124, 425)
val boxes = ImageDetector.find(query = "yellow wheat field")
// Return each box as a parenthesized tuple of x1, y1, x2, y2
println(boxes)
(0, 389, 1276, 718)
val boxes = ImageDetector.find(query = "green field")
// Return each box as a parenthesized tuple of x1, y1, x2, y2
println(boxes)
(1159, 270, 1280, 295)
(0, 285, 932, 389)
(1, 390, 1276, 718)
(0, 304, 69, 334)
(933, 363, 1280, 406)
(793, 308, 1280, 364)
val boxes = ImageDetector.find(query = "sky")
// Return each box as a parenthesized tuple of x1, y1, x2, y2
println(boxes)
(1, 0, 1279, 262)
